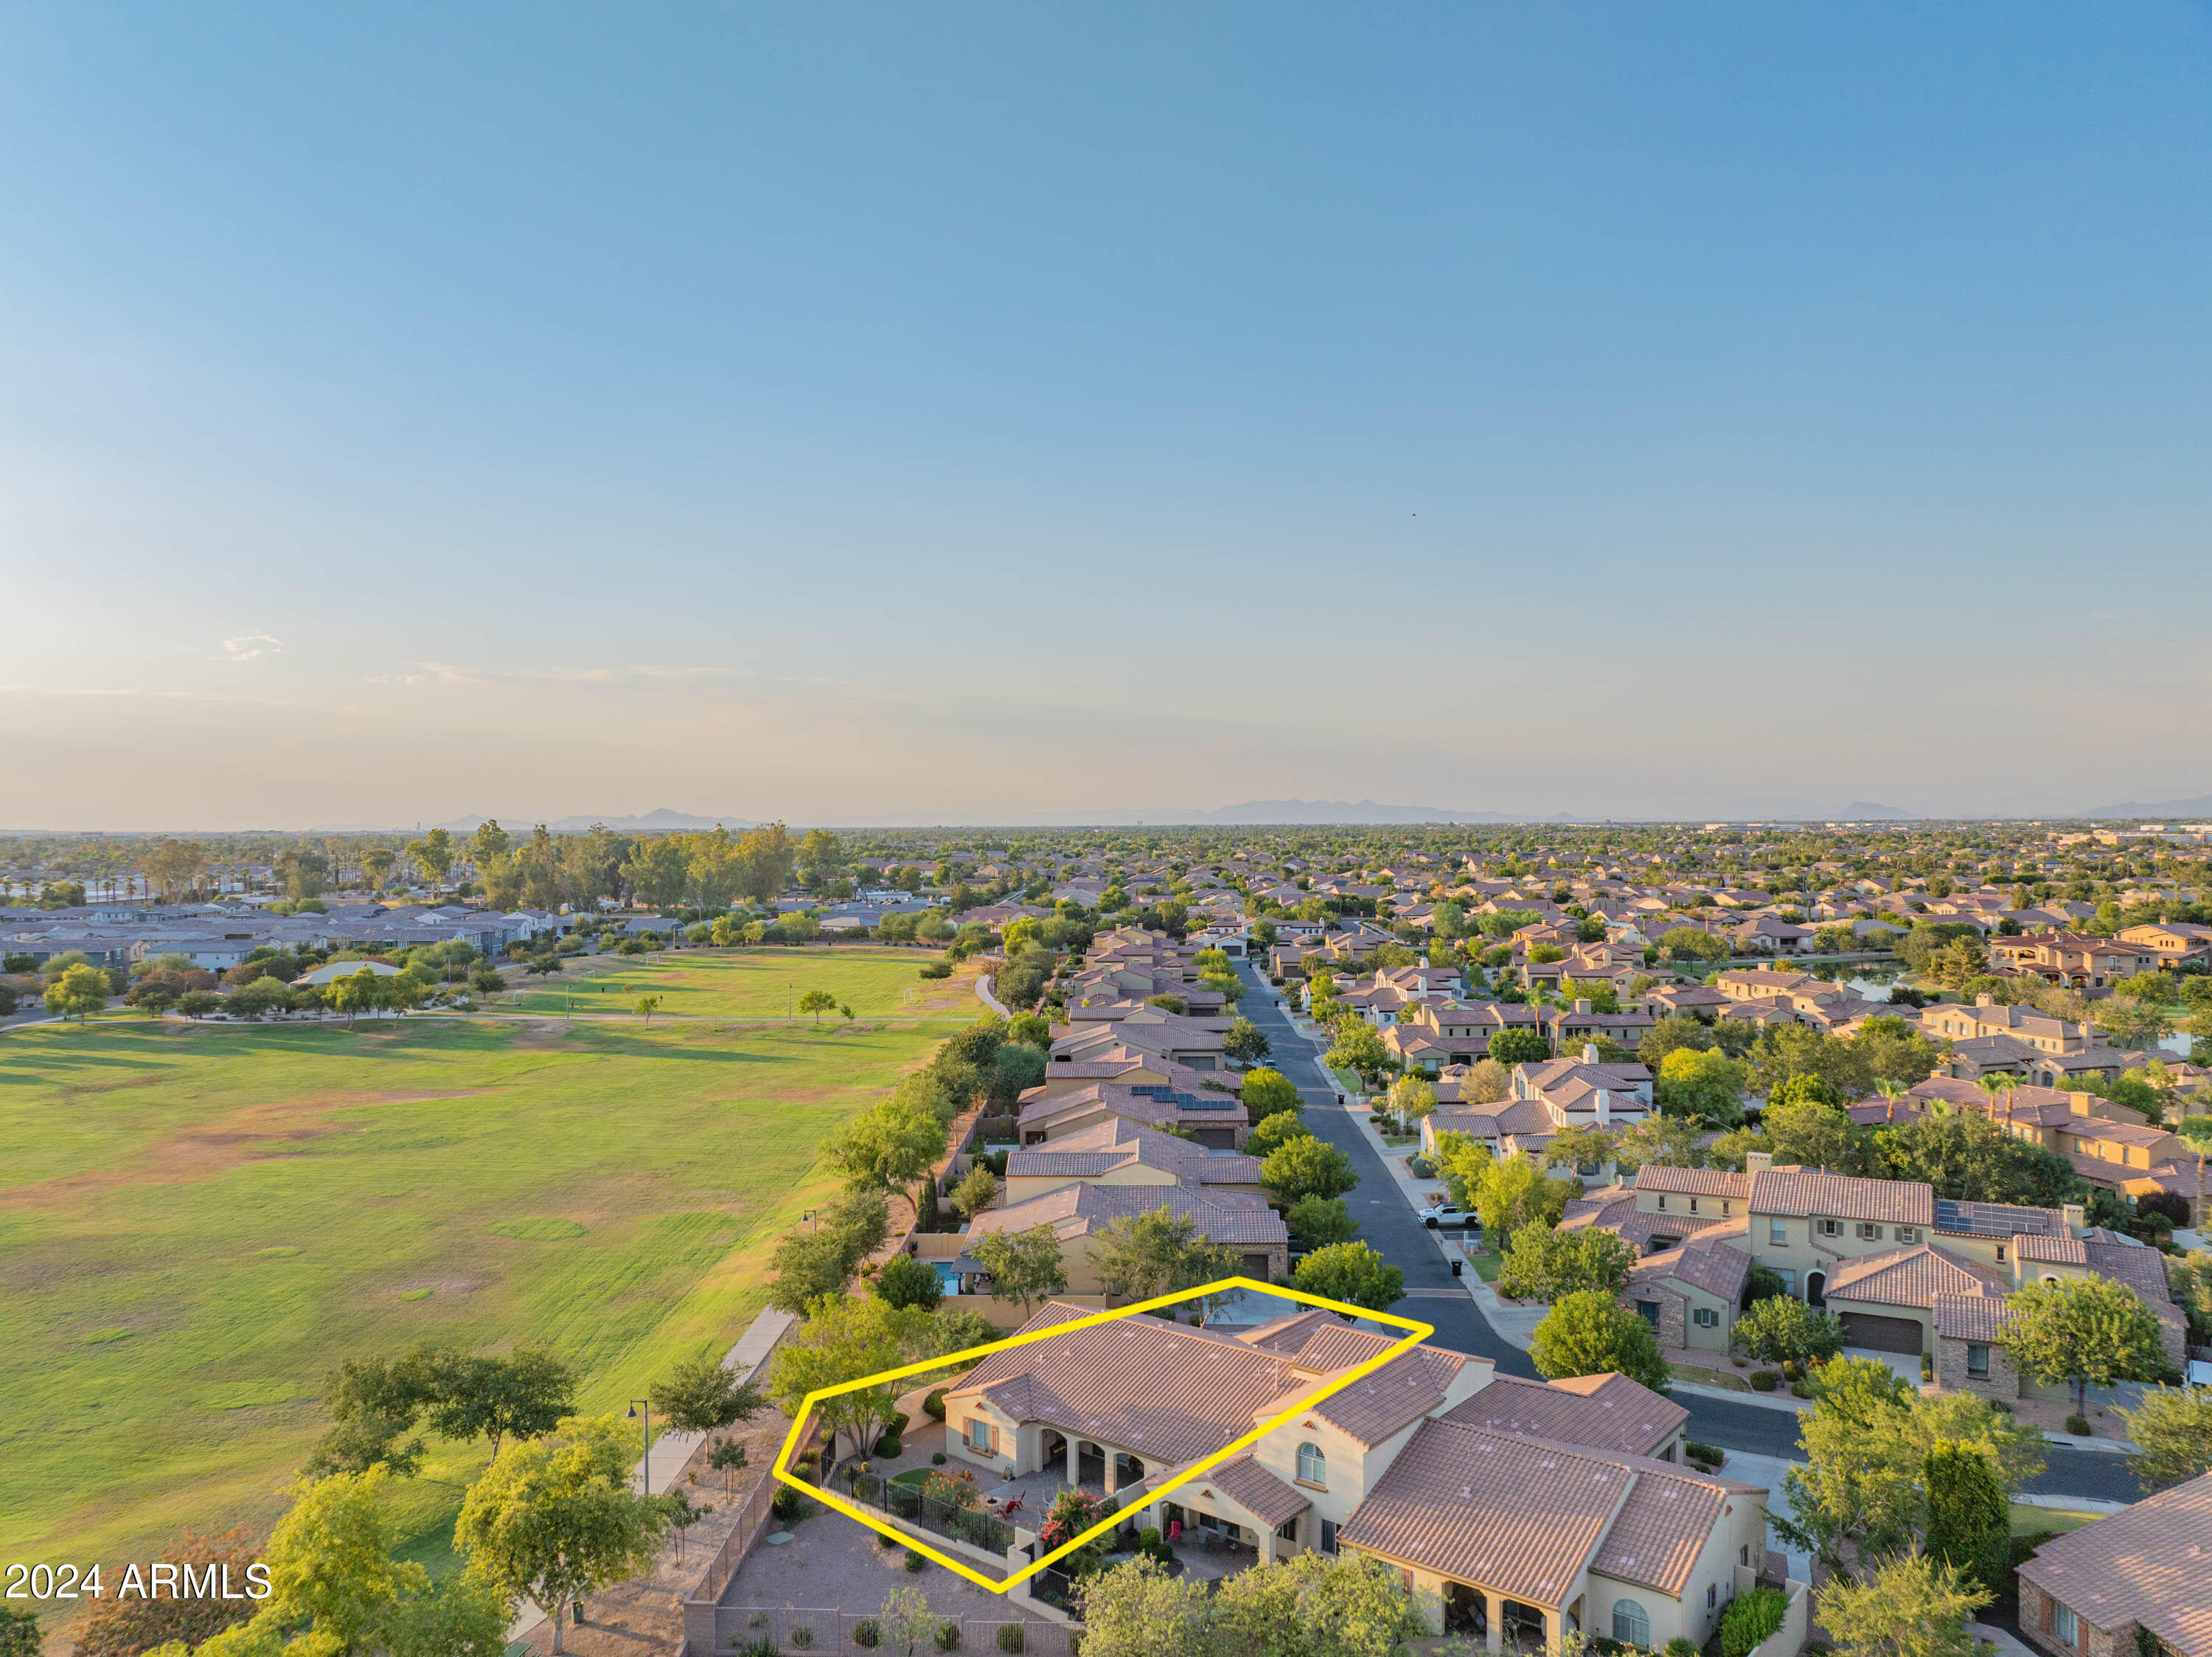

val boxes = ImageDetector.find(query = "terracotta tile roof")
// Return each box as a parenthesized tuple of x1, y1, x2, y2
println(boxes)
(2084, 1238, 2183, 1321)
(1630, 1233, 1753, 1303)
(2017, 1470, 2212, 1657)
(1004, 1116, 1262, 1184)
(1338, 1420, 1629, 1604)
(1442, 1372, 1686, 1459)
(966, 1181, 1288, 1248)
(1632, 1166, 1753, 1200)
(1823, 1243, 2004, 1310)
(1186, 1453, 1311, 1526)
(1752, 1168, 1935, 1226)
(1294, 1338, 1470, 1447)
(1932, 1293, 2017, 1341)
(947, 1307, 1305, 1464)
(2017, 1233, 2090, 1265)
(1341, 1422, 1758, 1604)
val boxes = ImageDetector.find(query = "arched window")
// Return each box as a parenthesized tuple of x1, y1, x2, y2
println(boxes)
(1612, 1600, 1650, 1646)
(1296, 1443, 1326, 1487)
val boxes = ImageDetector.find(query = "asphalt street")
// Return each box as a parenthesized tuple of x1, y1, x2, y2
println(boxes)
(1231, 961, 2140, 1503)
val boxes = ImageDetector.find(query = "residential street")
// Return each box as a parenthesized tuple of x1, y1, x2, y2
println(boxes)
(1231, 961, 2142, 1503)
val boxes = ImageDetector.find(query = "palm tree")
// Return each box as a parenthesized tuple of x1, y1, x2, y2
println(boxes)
(1874, 1078, 1907, 1124)
(1977, 1070, 2021, 1133)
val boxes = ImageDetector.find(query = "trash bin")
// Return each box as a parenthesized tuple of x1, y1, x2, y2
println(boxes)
(1451, 1259, 1463, 1278)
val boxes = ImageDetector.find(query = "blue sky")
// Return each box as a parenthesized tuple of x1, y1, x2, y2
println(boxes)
(3, 4, 2210, 827)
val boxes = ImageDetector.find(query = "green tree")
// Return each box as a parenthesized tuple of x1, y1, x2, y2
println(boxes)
(823, 1096, 947, 1220)
(307, 1349, 438, 1478)
(947, 1161, 999, 1221)
(988, 1041, 1048, 1106)
(1075, 1557, 1214, 1657)
(2116, 1384, 2212, 1491)
(767, 1298, 908, 1463)
(1654, 1047, 1747, 1126)
(798, 988, 837, 1023)
(1284, 1194, 1360, 1251)
(1324, 1021, 1394, 1089)
(1922, 1440, 2010, 1597)
(1248, 1111, 1314, 1158)
(0, 1612, 35, 1657)
(872, 1253, 944, 1312)
(1731, 1295, 1846, 1368)
(1382, 1074, 1438, 1127)
(646, 1355, 762, 1441)
(1240, 1068, 1304, 1123)
(1764, 1095, 1868, 1173)
(1613, 1114, 1704, 1170)
(45, 960, 112, 1022)
(199, 1466, 509, 1657)
(1210, 1549, 1426, 1657)
(421, 1347, 580, 1461)
(1260, 1134, 1359, 1206)
(1472, 1153, 1571, 1242)
(1089, 1207, 1239, 1302)
(967, 1223, 1068, 1319)
(765, 1193, 891, 1314)
(1488, 1027, 1551, 1066)
(453, 1416, 666, 1655)
(1497, 1224, 1636, 1304)
(406, 828, 456, 893)
(1997, 1276, 2170, 1411)
(1224, 1015, 1270, 1064)
(1293, 1242, 1406, 1312)
(874, 1585, 937, 1657)
(1813, 1550, 1989, 1657)
(1529, 1289, 1671, 1393)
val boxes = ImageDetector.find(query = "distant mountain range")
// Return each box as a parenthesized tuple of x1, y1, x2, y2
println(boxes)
(303, 808, 759, 834)
(2075, 792, 2212, 819)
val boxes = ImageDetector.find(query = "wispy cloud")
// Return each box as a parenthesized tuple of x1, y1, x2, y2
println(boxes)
(368, 661, 748, 689)
(217, 633, 283, 662)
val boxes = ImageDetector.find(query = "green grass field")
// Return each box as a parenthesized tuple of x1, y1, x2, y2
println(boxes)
(507, 944, 975, 1020)
(0, 977, 970, 1583)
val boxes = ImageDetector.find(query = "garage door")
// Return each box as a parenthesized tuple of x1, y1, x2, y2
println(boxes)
(1840, 1312, 1923, 1354)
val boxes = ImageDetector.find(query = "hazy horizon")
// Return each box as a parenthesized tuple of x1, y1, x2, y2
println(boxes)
(5, 5, 2211, 829)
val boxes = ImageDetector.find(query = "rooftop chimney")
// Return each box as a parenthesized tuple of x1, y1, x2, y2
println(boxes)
(1582, 1043, 1599, 1064)
(1745, 1150, 1774, 1176)
(2063, 1201, 2087, 1235)
(1976, 993, 1994, 1007)
(1597, 1088, 1611, 1126)
(1575, 998, 1593, 1015)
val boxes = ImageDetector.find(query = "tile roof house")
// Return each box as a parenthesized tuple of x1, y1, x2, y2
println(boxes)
(959, 1183, 1290, 1299)
(1015, 1078, 1250, 1151)
(939, 1305, 1756, 1649)
(1002, 1116, 1264, 1201)
(2017, 1470, 2212, 1657)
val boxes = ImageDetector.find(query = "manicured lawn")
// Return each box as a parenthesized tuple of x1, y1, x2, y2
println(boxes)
(1463, 1246, 1503, 1282)
(507, 945, 980, 1021)
(2011, 1504, 2102, 1535)
(0, 1012, 953, 1581)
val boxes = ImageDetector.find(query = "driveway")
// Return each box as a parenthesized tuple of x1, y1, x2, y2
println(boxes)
(1231, 964, 2143, 1504)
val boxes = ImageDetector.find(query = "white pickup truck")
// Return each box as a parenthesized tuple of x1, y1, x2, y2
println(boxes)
(1416, 1201, 1475, 1229)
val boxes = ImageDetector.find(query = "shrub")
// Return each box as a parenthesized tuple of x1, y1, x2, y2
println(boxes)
(1719, 1585, 1789, 1657)
(905, 1548, 928, 1573)
(2066, 1413, 2092, 1437)
(876, 1434, 903, 1458)
(931, 1451, 948, 1465)
(997, 1628, 1025, 1654)
(878, 1528, 901, 1548)
(919, 962, 953, 980)
(1686, 1442, 1723, 1468)
(771, 1487, 809, 1523)
(852, 1619, 881, 1648)
(1750, 1370, 1779, 1392)
(1666, 1640, 1698, 1657)
(925, 1389, 949, 1421)
(1790, 1380, 1813, 1398)
(935, 1622, 961, 1651)
(790, 1628, 815, 1650)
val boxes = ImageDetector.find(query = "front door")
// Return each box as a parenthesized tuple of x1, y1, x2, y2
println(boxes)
(1806, 1271, 1826, 1308)
(1635, 1300, 1661, 1326)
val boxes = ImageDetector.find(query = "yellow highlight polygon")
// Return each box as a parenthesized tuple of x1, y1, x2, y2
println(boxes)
(771, 1276, 1435, 1594)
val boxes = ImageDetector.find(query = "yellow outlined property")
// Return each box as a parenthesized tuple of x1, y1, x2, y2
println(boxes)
(770, 1276, 1434, 1594)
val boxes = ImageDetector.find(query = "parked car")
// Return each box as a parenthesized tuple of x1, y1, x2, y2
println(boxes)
(1417, 1201, 1475, 1229)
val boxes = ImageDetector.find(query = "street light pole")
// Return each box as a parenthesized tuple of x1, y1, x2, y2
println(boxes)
(626, 1398, 651, 1495)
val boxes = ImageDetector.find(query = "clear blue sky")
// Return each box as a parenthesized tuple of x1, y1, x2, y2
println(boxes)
(4, 4, 2210, 827)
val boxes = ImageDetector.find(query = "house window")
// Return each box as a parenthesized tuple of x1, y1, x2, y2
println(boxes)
(1819, 1219, 1842, 1238)
(1319, 1518, 1338, 1555)
(1658, 1195, 1669, 1210)
(2055, 1606, 2078, 1644)
(1276, 1517, 1299, 1542)
(1768, 1220, 1788, 1246)
(1896, 1227, 1919, 1243)
(1775, 1269, 1797, 1294)
(1612, 1601, 1651, 1646)
(1708, 1584, 1718, 1611)
(1690, 1198, 1700, 1214)
(1694, 1306, 1720, 1327)
(1858, 1223, 1882, 1241)
(1296, 1443, 1326, 1488)
(1967, 1345, 1990, 1378)
(1997, 1245, 2006, 1262)
(967, 1419, 992, 1453)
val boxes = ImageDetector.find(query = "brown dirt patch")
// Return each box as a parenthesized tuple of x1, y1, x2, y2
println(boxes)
(0, 1100, 346, 1210)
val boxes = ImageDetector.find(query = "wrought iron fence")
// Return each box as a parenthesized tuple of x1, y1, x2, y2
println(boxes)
(712, 1607, 1074, 1656)
(841, 1467, 1016, 1557)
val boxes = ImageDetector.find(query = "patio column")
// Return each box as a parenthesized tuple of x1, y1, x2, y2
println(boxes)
(1484, 1592, 1500, 1653)
(1103, 1453, 1119, 1496)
